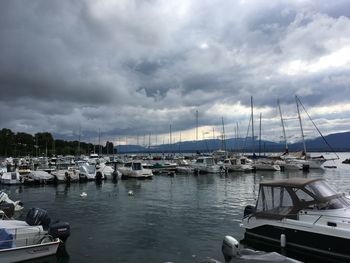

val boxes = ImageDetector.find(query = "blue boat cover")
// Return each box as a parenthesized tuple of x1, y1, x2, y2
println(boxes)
(0, 228, 14, 249)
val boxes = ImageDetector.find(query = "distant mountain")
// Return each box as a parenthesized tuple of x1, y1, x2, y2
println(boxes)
(115, 131, 350, 153)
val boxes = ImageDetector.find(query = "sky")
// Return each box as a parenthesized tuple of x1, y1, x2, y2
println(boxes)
(1, 0, 350, 146)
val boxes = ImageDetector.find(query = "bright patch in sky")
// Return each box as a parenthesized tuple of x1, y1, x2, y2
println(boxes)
(200, 42, 209, 49)
(280, 46, 350, 75)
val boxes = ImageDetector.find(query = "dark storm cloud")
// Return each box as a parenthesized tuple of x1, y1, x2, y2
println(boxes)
(1, 0, 350, 142)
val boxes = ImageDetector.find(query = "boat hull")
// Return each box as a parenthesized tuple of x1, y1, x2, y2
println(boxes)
(244, 225, 350, 261)
(0, 239, 60, 263)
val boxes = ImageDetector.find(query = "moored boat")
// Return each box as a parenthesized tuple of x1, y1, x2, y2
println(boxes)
(0, 207, 70, 263)
(241, 178, 350, 261)
(118, 160, 153, 179)
(191, 156, 221, 174)
(0, 171, 23, 185)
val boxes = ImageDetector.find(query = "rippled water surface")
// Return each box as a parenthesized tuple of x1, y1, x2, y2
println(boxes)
(2, 153, 350, 263)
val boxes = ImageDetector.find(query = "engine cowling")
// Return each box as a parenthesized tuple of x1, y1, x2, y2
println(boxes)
(49, 221, 71, 242)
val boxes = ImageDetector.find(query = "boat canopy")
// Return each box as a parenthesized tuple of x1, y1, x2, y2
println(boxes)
(254, 178, 350, 220)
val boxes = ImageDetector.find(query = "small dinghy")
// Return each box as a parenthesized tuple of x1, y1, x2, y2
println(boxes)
(0, 207, 70, 263)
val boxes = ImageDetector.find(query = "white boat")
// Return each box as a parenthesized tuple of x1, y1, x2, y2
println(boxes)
(175, 158, 194, 174)
(0, 208, 70, 263)
(281, 153, 327, 169)
(118, 161, 153, 179)
(51, 168, 79, 183)
(1, 172, 23, 185)
(78, 162, 102, 181)
(25, 170, 55, 184)
(223, 156, 253, 172)
(191, 156, 221, 174)
(97, 162, 120, 180)
(253, 159, 280, 171)
(88, 153, 99, 164)
(275, 160, 303, 170)
(241, 178, 350, 262)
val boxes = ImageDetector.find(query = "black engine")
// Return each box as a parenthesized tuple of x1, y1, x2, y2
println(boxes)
(26, 208, 70, 242)
(49, 221, 71, 242)
(26, 208, 51, 229)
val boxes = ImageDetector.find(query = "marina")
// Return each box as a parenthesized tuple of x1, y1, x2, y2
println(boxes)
(1, 1, 350, 262)
(0, 152, 349, 262)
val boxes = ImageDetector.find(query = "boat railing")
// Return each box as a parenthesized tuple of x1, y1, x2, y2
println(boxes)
(0, 230, 53, 248)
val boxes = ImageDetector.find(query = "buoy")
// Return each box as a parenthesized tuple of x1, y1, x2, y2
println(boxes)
(80, 192, 87, 197)
(280, 234, 286, 248)
(128, 190, 133, 196)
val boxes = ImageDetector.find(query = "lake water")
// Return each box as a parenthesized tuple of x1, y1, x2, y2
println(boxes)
(2, 152, 350, 263)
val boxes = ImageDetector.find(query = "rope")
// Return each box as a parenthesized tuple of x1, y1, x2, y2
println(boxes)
(296, 96, 339, 159)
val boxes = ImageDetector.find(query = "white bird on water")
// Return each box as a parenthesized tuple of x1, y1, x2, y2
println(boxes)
(128, 190, 133, 196)
(80, 192, 87, 197)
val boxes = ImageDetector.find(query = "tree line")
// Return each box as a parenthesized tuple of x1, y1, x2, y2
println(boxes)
(0, 128, 115, 157)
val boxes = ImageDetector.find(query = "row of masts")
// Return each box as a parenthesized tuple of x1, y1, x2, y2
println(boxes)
(72, 96, 336, 157)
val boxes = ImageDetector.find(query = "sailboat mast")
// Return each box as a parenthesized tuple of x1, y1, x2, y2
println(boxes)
(259, 113, 262, 156)
(277, 99, 288, 153)
(98, 129, 101, 156)
(221, 117, 226, 151)
(296, 96, 307, 156)
(251, 96, 255, 156)
(196, 110, 198, 141)
(179, 132, 181, 154)
(169, 124, 172, 154)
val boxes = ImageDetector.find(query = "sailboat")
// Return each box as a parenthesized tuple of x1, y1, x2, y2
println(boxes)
(250, 97, 281, 171)
(275, 99, 303, 170)
(280, 96, 339, 169)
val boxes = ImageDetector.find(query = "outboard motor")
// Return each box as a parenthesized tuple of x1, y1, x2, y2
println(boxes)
(222, 236, 239, 263)
(49, 221, 71, 242)
(25, 208, 51, 230)
(243, 205, 256, 218)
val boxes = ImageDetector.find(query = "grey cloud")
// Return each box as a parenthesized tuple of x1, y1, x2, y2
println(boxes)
(1, 0, 350, 143)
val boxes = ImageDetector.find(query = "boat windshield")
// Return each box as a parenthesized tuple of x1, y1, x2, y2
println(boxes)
(316, 197, 350, 210)
(305, 180, 338, 198)
(132, 163, 142, 170)
(305, 180, 350, 209)
(206, 158, 214, 165)
(87, 165, 96, 173)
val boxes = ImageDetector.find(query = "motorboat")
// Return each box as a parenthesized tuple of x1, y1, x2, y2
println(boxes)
(0, 208, 70, 263)
(151, 161, 177, 175)
(1, 171, 23, 185)
(24, 170, 55, 184)
(78, 162, 102, 181)
(96, 162, 118, 182)
(175, 158, 194, 174)
(118, 161, 153, 179)
(252, 159, 280, 171)
(17, 164, 31, 175)
(51, 167, 79, 183)
(281, 154, 327, 169)
(191, 156, 222, 174)
(88, 153, 99, 164)
(275, 160, 303, 171)
(241, 178, 350, 261)
(223, 156, 254, 172)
